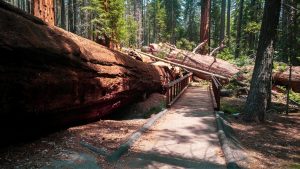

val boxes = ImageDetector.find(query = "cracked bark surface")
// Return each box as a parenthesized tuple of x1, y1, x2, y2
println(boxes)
(0, 2, 169, 144)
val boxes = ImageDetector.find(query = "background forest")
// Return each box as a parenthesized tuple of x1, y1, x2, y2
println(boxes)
(5, 0, 300, 66)
(1, 1, 300, 168)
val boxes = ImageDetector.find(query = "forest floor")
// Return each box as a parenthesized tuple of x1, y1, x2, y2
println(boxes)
(0, 94, 165, 169)
(221, 96, 300, 169)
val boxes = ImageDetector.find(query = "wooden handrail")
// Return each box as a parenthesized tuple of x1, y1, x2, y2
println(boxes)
(211, 75, 222, 110)
(165, 72, 193, 107)
(165, 72, 193, 87)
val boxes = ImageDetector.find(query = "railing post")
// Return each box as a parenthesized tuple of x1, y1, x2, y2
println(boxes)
(172, 85, 175, 101)
(217, 86, 220, 110)
(165, 72, 193, 107)
(211, 75, 222, 111)
(166, 87, 170, 106)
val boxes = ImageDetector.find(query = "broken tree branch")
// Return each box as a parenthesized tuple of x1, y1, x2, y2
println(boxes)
(209, 42, 226, 62)
(192, 40, 208, 54)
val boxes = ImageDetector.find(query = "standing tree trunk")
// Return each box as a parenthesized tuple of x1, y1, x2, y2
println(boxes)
(199, 0, 210, 54)
(243, 0, 281, 122)
(61, 0, 66, 29)
(33, 0, 55, 25)
(234, 0, 244, 58)
(288, 0, 298, 65)
(73, 0, 77, 33)
(219, 0, 226, 45)
(54, 0, 61, 26)
(134, 0, 142, 48)
(68, 0, 74, 32)
(226, 0, 230, 47)
(247, 0, 257, 55)
(281, 0, 288, 62)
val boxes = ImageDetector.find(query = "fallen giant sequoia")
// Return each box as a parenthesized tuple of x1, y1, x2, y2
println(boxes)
(0, 2, 169, 142)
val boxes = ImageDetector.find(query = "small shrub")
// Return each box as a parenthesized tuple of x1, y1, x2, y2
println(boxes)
(273, 62, 288, 72)
(217, 48, 234, 61)
(217, 49, 252, 67)
(232, 55, 252, 67)
(290, 90, 300, 105)
(221, 103, 239, 114)
(176, 38, 196, 51)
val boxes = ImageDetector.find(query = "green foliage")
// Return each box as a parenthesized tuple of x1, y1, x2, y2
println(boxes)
(217, 49, 252, 67)
(290, 91, 300, 105)
(176, 38, 196, 51)
(276, 86, 300, 105)
(244, 21, 261, 33)
(123, 16, 138, 47)
(221, 103, 239, 114)
(273, 62, 288, 72)
(233, 55, 253, 67)
(162, 0, 182, 42)
(183, 0, 200, 42)
(82, 0, 126, 44)
(156, 51, 168, 59)
(217, 48, 235, 61)
(146, 0, 168, 43)
(155, 0, 167, 41)
(142, 102, 165, 118)
(289, 163, 300, 169)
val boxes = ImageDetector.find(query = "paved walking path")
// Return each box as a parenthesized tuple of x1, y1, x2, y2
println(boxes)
(118, 87, 226, 169)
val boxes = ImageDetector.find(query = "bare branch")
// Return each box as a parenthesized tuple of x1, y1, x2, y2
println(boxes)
(192, 40, 208, 54)
(209, 41, 226, 62)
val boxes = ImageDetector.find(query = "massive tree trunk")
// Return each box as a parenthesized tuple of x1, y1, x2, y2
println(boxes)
(243, 0, 281, 122)
(199, 0, 210, 54)
(234, 0, 244, 58)
(0, 2, 169, 144)
(33, 0, 55, 25)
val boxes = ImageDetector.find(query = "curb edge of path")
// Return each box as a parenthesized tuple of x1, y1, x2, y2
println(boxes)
(107, 108, 168, 162)
(215, 111, 248, 169)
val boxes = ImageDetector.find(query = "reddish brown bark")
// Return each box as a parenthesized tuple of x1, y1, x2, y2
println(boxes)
(273, 66, 300, 93)
(33, 0, 55, 25)
(0, 2, 169, 144)
(199, 0, 210, 54)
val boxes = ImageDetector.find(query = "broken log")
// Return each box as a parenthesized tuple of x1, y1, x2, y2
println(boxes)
(135, 50, 228, 80)
(0, 2, 169, 144)
(166, 54, 239, 81)
(144, 43, 240, 81)
(273, 66, 300, 93)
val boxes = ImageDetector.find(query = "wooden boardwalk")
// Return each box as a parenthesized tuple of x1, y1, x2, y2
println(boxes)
(119, 87, 226, 168)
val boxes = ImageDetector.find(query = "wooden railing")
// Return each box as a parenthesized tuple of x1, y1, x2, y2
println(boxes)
(210, 75, 222, 110)
(165, 72, 193, 107)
